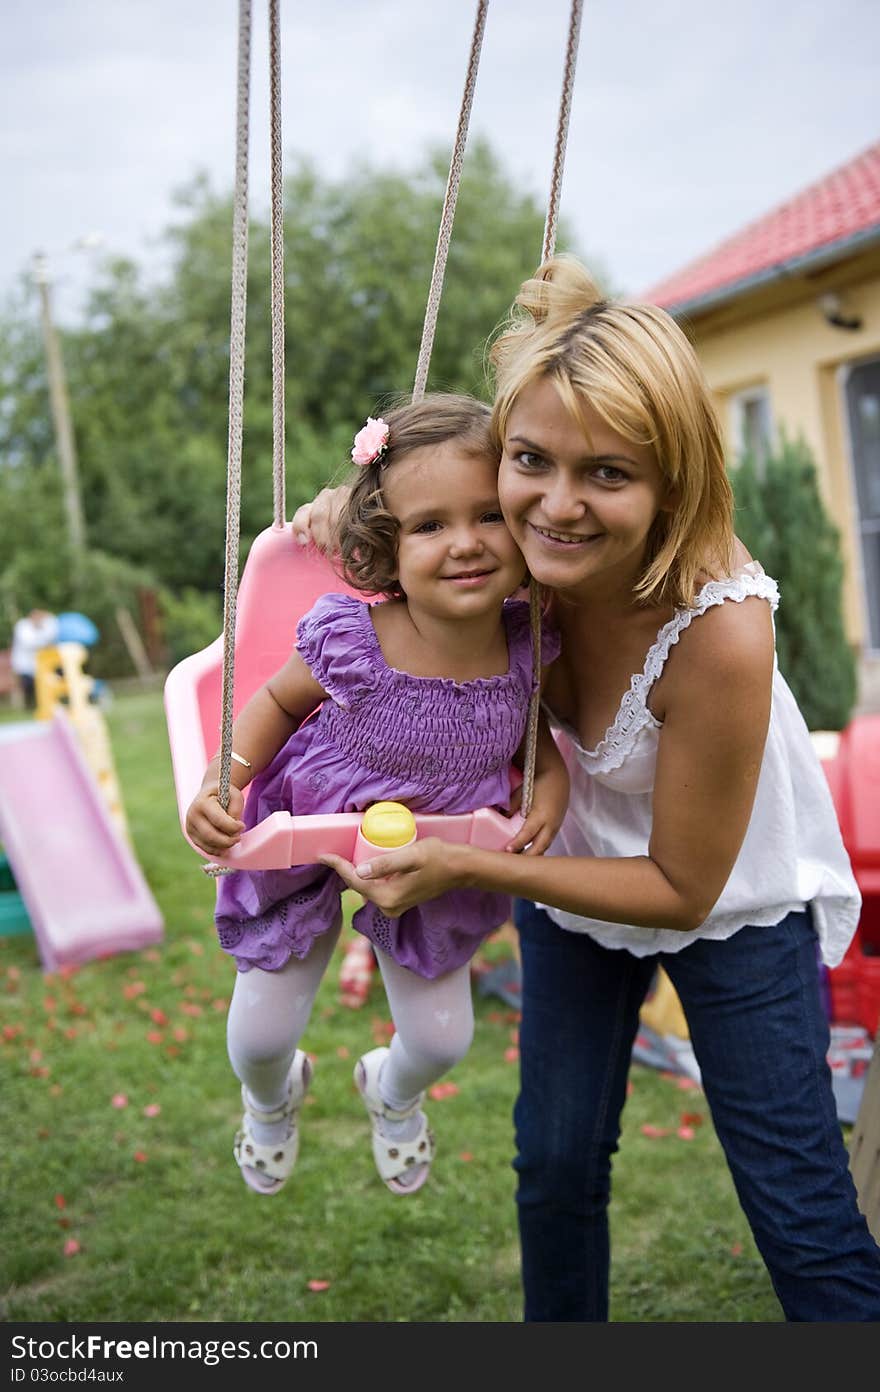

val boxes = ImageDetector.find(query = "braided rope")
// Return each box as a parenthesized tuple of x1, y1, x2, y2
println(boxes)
(521, 0, 583, 821)
(216, 0, 252, 828)
(541, 0, 583, 266)
(269, 0, 286, 527)
(412, 0, 489, 401)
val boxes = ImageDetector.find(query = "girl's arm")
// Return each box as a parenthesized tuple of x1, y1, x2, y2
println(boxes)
(505, 710, 570, 855)
(322, 598, 774, 931)
(185, 653, 328, 857)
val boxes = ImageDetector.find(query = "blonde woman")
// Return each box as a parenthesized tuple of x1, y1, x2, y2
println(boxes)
(306, 256, 880, 1321)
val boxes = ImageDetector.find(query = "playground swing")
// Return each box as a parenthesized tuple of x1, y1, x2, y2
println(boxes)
(163, 0, 583, 875)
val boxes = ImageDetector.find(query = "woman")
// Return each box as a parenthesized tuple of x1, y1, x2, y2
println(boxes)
(297, 254, 880, 1322)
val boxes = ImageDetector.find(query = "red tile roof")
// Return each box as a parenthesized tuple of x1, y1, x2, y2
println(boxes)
(642, 140, 880, 314)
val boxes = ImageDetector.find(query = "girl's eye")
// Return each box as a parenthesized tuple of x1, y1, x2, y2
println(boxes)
(413, 520, 442, 534)
(481, 510, 505, 524)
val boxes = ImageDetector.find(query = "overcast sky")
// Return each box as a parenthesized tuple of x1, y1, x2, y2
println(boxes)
(3, 0, 879, 324)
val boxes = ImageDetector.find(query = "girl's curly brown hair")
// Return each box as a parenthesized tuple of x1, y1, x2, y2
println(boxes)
(336, 393, 497, 598)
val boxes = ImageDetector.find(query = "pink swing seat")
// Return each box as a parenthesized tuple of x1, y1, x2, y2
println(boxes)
(163, 524, 522, 872)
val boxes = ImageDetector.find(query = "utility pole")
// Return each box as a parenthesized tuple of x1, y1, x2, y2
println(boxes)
(32, 251, 86, 577)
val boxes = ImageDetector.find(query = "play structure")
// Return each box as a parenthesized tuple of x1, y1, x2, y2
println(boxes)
(815, 718, 880, 1039)
(0, 611, 163, 971)
(35, 626, 129, 842)
(164, 0, 582, 871)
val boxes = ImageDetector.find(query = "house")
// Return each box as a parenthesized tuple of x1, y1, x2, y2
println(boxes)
(641, 139, 880, 692)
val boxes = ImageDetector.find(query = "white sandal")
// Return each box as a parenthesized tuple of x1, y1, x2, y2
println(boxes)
(354, 1046, 435, 1194)
(233, 1049, 312, 1195)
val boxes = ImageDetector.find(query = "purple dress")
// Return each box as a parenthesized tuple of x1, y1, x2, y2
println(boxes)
(215, 593, 560, 979)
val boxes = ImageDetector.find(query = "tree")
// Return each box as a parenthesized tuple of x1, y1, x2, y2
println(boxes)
(732, 434, 857, 731)
(1, 140, 606, 664)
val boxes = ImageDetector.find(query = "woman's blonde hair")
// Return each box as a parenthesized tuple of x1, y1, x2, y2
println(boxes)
(337, 393, 496, 598)
(489, 254, 734, 606)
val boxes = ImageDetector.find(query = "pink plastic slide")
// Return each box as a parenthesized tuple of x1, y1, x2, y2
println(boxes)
(0, 713, 164, 972)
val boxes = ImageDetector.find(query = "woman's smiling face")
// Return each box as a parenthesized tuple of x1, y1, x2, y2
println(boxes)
(498, 375, 676, 599)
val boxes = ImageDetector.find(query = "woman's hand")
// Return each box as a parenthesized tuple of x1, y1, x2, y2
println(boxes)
(320, 838, 465, 916)
(291, 485, 352, 551)
(185, 783, 246, 858)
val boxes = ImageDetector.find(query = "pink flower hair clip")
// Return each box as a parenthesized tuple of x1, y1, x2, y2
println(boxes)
(351, 416, 390, 468)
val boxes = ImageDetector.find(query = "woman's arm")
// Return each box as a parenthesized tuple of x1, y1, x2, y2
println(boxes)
(291, 486, 352, 550)
(185, 653, 327, 857)
(322, 598, 774, 930)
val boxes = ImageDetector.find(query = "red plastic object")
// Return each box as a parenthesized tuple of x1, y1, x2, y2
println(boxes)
(857, 956, 880, 1038)
(816, 715, 880, 1036)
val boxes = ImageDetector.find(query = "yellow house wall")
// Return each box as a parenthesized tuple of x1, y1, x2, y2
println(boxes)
(686, 263, 880, 649)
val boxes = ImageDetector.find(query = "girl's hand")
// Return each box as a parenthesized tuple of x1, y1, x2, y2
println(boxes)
(291, 486, 352, 551)
(320, 838, 462, 916)
(504, 759, 570, 856)
(185, 784, 246, 858)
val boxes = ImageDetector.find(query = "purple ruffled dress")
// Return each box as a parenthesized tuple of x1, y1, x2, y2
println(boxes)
(215, 593, 559, 979)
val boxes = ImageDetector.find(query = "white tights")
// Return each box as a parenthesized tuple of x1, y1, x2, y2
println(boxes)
(226, 923, 475, 1113)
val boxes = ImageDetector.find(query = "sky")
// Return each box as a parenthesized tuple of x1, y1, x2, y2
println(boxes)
(3, 0, 879, 324)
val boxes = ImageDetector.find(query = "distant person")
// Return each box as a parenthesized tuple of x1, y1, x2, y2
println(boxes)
(10, 607, 58, 710)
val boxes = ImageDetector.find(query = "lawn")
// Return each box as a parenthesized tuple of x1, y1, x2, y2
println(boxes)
(0, 688, 789, 1323)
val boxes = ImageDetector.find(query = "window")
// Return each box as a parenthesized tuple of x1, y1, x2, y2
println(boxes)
(730, 387, 774, 470)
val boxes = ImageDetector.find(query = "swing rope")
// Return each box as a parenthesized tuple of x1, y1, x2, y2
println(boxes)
(520, 0, 583, 821)
(216, 0, 253, 821)
(269, 0, 286, 528)
(412, 0, 489, 402)
(213, 0, 582, 842)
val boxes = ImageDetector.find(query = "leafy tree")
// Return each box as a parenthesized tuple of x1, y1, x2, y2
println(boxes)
(732, 434, 857, 731)
(1, 140, 605, 668)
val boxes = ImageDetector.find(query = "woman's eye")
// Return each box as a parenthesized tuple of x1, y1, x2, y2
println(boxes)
(594, 464, 627, 483)
(514, 451, 544, 469)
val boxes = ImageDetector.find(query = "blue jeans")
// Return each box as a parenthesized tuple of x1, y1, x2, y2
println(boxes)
(513, 902, 880, 1322)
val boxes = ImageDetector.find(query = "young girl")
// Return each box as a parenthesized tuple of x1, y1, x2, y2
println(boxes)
(310, 259, 880, 1319)
(186, 393, 568, 1198)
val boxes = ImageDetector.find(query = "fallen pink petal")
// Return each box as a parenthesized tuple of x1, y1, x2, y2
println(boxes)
(459, 1151, 474, 1162)
(677, 1125, 695, 1141)
(133, 1151, 148, 1163)
(143, 1103, 161, 1118)
(307, 1279, 330, 1292)
(111, 1093, 128, 1109)
(428, 1082, 459, 1100)
(63, 1239, 80, 1257)
(504, 1046, 519, 1063)
(640, 1124, 672, 1138)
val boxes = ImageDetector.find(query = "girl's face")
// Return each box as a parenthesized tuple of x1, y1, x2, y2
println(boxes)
(498, 376, 675, 601)
(382, 440, 525, 621)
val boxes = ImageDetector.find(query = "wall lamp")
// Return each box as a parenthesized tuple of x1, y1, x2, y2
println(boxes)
(817, 292, 862, 331)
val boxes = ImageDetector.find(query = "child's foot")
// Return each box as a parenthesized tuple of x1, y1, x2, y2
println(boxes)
(354, 1046, 434, 1194)
(234, 1050, 312, 1195)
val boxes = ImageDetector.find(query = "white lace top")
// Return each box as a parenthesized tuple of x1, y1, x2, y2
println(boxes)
(541, 563, 861, 967)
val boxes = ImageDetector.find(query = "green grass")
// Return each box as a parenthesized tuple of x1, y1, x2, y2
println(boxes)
(0, 690, 789, 1322)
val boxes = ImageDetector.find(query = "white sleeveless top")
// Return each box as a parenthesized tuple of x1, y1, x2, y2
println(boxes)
(541, 562, 861, 968)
